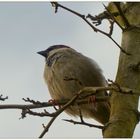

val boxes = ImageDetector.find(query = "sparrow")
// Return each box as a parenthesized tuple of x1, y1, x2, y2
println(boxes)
(38, 45, 110, 124)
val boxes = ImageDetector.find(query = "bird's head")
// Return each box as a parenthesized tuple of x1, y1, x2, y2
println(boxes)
(37, 45, 70, 58)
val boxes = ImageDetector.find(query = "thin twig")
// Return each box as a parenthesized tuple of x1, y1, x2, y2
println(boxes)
(21, 108, 54, 119)
(109, 36, 131, 55)
(86, 11, 121, 26)
(63, 119, 104, 129)
(38, 93, 80, 138)
(0, 94, 8, 101)
(86, 14, 102, 26)
(50, 2, 130, 55)
(51, 2, 98, 32)
(22, 97, 44, 105)
(109, 20, 114, 36)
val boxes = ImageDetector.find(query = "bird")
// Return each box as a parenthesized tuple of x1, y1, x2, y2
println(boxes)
(37, 45, 110, 125)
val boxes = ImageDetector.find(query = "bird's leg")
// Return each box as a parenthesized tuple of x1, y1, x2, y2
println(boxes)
(77, 105, 85, 123)
(48, 99, 61, 111)
(79, 109, 84, 123)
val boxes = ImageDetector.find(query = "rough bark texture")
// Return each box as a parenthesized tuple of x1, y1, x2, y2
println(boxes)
(103, 3, 140, 138)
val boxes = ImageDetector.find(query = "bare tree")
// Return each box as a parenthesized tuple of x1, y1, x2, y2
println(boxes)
(0, 2, 140, 138)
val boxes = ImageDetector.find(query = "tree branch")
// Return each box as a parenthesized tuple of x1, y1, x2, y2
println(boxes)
(63, 119, 104, 129)
(38, 93, 79, 138)
(63, 107, 104, 129)
(102, 3, 124, 31)
(50, 2, 130, 55)
(0, 83, 139, 138)
(113, 2, 130, 28)
(0, 85, 139, 111)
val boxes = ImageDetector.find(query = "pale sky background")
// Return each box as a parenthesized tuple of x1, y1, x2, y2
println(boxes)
(0, 1, 139, 138)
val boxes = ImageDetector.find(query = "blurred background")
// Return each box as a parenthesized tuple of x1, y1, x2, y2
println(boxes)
(0, 1, 139, 138)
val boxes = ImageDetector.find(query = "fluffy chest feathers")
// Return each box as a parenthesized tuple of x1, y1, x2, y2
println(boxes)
(41, 47, 110, 124)
(44, 49, 106, 100)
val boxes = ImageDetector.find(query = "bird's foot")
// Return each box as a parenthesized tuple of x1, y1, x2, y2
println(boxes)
(48, 99, 61, 111)
(88, 95, 97, 111)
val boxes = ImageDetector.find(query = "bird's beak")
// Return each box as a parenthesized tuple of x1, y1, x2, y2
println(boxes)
(37, 50, 47, 58)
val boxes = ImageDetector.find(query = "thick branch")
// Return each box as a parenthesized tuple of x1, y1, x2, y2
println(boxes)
(103, 4, 140, 136)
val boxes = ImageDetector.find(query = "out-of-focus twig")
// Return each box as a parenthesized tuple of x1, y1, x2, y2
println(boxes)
(0, 94, 8, 101)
